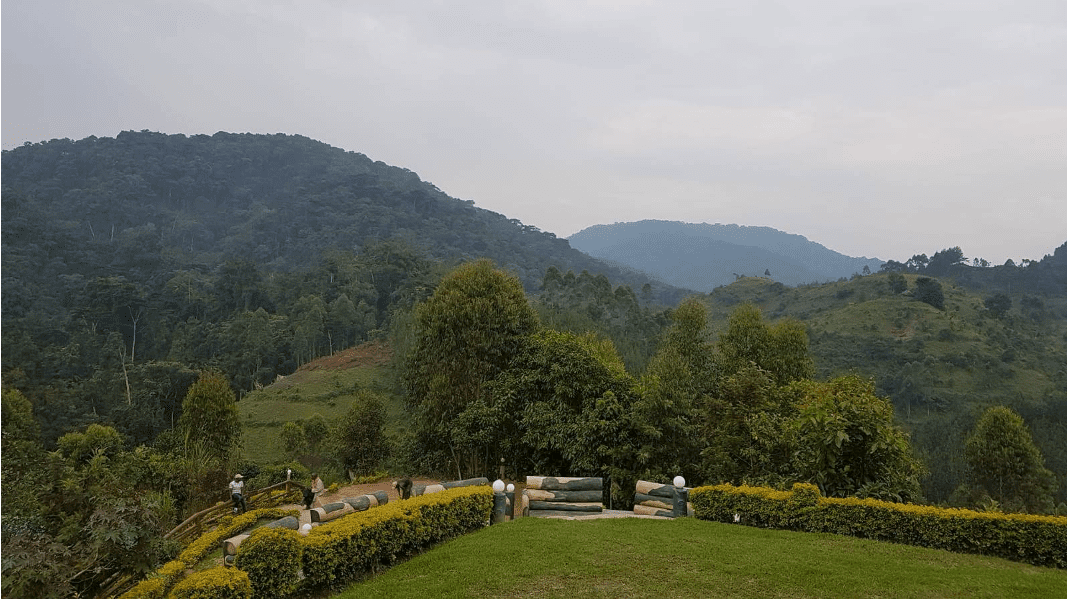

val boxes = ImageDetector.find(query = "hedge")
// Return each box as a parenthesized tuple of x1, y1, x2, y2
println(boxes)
(120, 508, 298, 598)
(690, 482, 1066, 568)
(170, 566, 253, 599)
(235, 527, 303, 598)
(301, 485, 493, 588)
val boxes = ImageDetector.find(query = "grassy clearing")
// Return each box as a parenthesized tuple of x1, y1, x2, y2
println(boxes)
(239, 361, 406, 464)
(336, 517, 1064, 599)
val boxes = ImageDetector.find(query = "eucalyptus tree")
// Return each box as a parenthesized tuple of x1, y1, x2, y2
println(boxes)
(404, 259, 538, 479)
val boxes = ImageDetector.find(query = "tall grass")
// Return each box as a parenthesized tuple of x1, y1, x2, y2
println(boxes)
(337, 517, 1064, 598)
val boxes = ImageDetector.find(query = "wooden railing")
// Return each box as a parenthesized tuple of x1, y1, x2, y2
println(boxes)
(98, 480, 300, 598)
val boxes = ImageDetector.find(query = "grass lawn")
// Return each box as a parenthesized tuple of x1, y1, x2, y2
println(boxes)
(336, 517, 1065, 598)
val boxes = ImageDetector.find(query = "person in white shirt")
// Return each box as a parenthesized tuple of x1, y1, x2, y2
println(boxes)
(229, 474, 247, 513)
(310, 474, 325, 508)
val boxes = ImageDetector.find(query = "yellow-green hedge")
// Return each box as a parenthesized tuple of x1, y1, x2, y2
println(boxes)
(170, 566, 252, 599)
(300, 485, 493, 588)
(690, 482, 1066, 568)
(120, 508, 298, 598)
(235, 527, 303, 598)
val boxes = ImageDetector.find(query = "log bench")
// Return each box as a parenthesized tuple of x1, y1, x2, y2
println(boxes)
(521, 476, 603, 518)
(632, 480, 693, 517)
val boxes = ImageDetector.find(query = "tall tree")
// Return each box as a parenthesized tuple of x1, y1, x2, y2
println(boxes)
(404, 259, 538, 478)
(961, 406, 1055, 514)
(716, 303, 813, 386)
(177, 372, 240, 457)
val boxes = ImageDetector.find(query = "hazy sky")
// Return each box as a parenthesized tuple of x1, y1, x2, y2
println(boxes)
(3, 0, 1065, 263)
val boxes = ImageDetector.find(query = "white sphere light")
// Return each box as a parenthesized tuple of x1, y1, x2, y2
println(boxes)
(492, 479, 506, 493)
(673, 475, 686, 488)
(506, 483, 515, 493)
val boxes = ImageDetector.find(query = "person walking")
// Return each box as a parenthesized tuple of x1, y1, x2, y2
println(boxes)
(310, 473, 325, 508)
(229, 474, 247, 513)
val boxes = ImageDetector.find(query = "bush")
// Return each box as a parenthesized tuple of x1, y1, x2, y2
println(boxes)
(301, 485, 492, 588)
(170, 566, 252, 599)
(236, 527, 303, 598)
(691, 482, 1066, 568)
(121, 508, 298, 598)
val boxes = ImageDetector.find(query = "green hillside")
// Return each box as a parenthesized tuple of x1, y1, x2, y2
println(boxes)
(699, 273, 1066, 502)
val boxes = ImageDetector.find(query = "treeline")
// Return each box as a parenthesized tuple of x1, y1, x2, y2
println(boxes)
(401, 261, 1057, 519)
(1, 131, 685, 447)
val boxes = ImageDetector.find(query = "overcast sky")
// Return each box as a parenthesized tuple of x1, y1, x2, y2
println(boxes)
(3, 0, 1065, 263)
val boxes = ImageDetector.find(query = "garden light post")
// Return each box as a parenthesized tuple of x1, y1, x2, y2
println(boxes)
(492, 479, 508, 524)
(505, 483, 515, 519)
(672, 475, 688, 518)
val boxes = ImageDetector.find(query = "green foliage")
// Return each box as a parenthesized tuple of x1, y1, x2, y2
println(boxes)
(178, 372, 240, 456)
(170, 566, 253, 599)
(961, 406, 1055, 514)
(489, 329, 639, 502)
(785, 375, 925, 502)
(301, 485, 493, 589)
(405, 260, 538, 478)
(914, 277, 945, 309)
(57, 423, 126, 463)
(235, 527, 303, 598)
(691, 482, 1066, 568)
(983, 293, 1012, 318)
(1, 388, 39, 443)
(280, 421, 306, 459)
(332, 390, 391, 476)
(887, 272, 907, 294)
(716, 303, 813, 385)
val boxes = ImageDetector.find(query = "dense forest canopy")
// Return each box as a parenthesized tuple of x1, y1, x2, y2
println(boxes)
(1, 131, 684, 444)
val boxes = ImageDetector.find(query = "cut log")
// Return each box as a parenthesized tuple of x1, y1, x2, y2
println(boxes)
(633, 505, 674, 518)
(523, 489, 603, 503)
(222, 534, 249, 556)
(344, 494, 382, 511)
(421, 484, 446, 495)
(441, 477, 489, 489)
(310, 503, 354, 523)
(264, 516, 299, 530)
(635, 480, 676, 498)
(525, 476, 602, 491)
(633, 493, 672, 510)
(528, 501, 603, 512)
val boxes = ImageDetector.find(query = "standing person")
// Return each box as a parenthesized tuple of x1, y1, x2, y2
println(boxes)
(229, 474, 247, 513)
(310, 473, 325, 508)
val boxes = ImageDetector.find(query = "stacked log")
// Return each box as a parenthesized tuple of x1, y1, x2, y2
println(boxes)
(633, 480, 693, 517)
(309, 501, 355, 523)
(523, 477, 603, 518)
(343, 491, 389, 512)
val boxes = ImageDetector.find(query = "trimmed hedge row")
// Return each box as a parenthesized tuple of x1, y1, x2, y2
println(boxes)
(301, 485, 493, 589)
(120, 508, 298, 599)
(690, 482, 1066, 568)
(170, 567, 253, 599)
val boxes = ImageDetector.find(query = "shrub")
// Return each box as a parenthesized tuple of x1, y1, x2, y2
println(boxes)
(691, 482, 1066, 568)
(121, 508, 297, 598)
(301, 485, 492, 588)
(235, 527, 303, 598)
(170, 566, 252, 599)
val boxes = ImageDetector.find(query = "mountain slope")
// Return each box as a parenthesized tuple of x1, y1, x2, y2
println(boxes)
(568, 220, 883, 290)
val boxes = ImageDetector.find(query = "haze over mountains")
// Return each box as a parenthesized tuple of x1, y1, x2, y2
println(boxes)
(568, 220, 884, 291)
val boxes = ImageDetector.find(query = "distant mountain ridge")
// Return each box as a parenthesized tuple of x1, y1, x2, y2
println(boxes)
(568, 220, 883, 290)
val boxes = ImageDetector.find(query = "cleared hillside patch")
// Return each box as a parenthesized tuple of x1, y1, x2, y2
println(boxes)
(337, 517, 1064, 598)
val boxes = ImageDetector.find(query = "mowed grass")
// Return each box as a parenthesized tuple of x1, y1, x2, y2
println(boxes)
(336, 517, 1065, 599)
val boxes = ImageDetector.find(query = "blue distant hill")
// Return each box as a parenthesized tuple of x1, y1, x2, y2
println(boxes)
(567, 220, 883, 291)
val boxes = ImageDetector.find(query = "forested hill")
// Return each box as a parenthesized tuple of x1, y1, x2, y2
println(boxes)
(568, 220, 885, 289)
(0, 131, 684, 444)
(2, 131, 679, 297)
